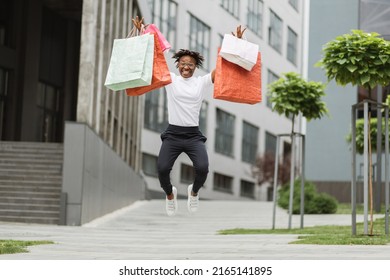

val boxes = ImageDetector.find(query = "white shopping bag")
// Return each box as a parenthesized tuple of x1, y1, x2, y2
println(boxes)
(219, 34, 259, 71)
(104, 33, 154, 91)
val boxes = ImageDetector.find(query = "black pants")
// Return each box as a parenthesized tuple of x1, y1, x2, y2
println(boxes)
(157, 124, 209, 196)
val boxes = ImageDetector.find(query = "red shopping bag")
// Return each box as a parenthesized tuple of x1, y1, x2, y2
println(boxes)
(214, 48, 262, 104)
(126, 32, 172, 96)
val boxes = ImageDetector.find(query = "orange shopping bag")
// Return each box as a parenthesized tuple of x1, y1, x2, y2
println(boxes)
(126, 32, 172, 96)
(214, 48, 262, 104)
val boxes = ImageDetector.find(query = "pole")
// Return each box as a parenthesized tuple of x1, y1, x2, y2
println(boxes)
(288, 133, 296, 229)
(300, 135, 305, 229)
(363, 101, 369, 234)
(351, 105, 357, 235)
(301, 135, 305, 228)
(376, 86, 383, 213)
(272, 136, 281, 230)
(385, 106, 389, 235)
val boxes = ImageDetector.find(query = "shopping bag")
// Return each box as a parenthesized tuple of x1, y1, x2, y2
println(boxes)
(214, 48, 262, 104)
(219, 34, 259, 71)
(143, 24, 171, 52)
(126, 32, 172, 96)
(104, 33, 154, 91)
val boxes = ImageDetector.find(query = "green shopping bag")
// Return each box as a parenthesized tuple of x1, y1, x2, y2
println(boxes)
(104, 33, 154, 91)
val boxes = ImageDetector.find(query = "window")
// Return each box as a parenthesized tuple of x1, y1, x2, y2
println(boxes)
(113, 117, 118, 150)
(144, 88, 168, 132)
(199, 101, 208, 135)
(0, 68, 8, 140)
(142, 153, 158, 177)
(265, 131, 277, 156)
(267, 70, 279, 108)
(221, 0, 240, 18)
(247, 0, 263, 36)
(214, 172, 233, 193)
(242, 121, 259, 163)
(269, 9, 283, 53)
(0, 0, 13, 47)
(149, 0, 178, 52)
(287, 27, 298, 65)
(181, 163, 195, 184)
(289, 0, 299, 12)
(36, 82, 61, 142)
(189, 14, 211, 70)
(215, 108, 235, 157)
(0, 22, 5, 46)
(240, 180, 255, 198)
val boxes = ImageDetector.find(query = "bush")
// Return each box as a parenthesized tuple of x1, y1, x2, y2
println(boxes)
(277, 179, 338, 214)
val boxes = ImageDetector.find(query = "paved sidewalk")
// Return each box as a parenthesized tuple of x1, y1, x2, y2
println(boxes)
(0, 200, 388, 260)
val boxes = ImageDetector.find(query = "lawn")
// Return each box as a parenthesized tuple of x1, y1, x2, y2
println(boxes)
(219, 205, 390, 245)
(0, 240, 54, 255)
(336, 203, 387, 214)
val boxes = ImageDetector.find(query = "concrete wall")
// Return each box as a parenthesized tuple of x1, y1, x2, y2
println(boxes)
(62, 122, 147, 226)
(315, 181, 388, 204)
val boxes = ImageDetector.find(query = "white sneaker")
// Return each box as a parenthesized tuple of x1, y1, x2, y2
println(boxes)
(166, 186, 178, 216)
(187, 184, 199, 213)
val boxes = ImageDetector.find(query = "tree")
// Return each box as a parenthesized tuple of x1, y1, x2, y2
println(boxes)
(268, 72, 328, 133)
(317, 29, 390, 235)
(252, 152, 293, 186)
(346, 118, 388, 155)
(317, 30, 390, 93)
(267, 72, 328, 225)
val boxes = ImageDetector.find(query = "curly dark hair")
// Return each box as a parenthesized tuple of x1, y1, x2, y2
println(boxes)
(172, 49, 204, 68)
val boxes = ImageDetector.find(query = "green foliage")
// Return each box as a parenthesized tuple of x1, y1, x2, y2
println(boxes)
(277, 179, 338, 214)
(267, 72, 328, 121)
(346, 117, 390, 154)
(312, 193, 339, 214)
(317, 29, 390, 90)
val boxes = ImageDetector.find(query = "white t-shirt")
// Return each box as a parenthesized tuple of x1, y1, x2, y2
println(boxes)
(165, 72, 213, 127)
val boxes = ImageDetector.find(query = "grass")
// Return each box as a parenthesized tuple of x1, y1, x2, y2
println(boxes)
(218, 217, 390, 245)
(0, 240, 54, 255)
(336, 203, 387, 214)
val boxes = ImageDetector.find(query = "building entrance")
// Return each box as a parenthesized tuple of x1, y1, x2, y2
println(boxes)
(0, 0, 82, 142)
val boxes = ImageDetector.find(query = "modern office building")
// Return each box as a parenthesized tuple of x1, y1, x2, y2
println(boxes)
(306, 0, 390, 202)
(0, 0, 151, 225)
(141, 0, 307, 201)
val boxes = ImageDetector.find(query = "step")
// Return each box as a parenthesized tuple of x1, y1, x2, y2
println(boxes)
(0, 184, 61, 193)
(0, 168, 62, 175)
(0, 152, 63, 160)
(0, 197, 60, 206)
(0, 141, 64, 225)
(0, 169, 62, 177)
(0, 203, 60, 212)
(0, 174, 62, 181)
(0, 179, 62, 186)
(0, 208, 59, 218)
(0, 215, 59, 225)
(0, 154, 64, 165)
(0, 141, 63, 150)
(0, 190, 61, 199)
(0, 160, 63, 168)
